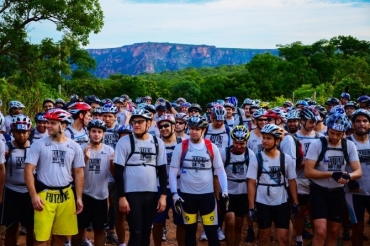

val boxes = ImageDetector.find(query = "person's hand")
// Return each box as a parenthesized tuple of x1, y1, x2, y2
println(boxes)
(84, 143, 91, 160)
(119, 197, 130, 214)
(292, 203, 300, 219)
(219, 192, 229, 214)
(348, 180, 360, 192)
(157, 195, 166, 213)
(75, 198, 83, 215)
(248, 208, 258, 222)
(172, 194, 184, 214)
(331, 171, 343, 182)
(31, 194, 45, 212)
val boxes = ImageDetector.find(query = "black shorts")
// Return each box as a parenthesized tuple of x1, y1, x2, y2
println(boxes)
(310, 182, 344, 223)
(0, 187, 34, 227)
(77, 193, 108, 230)
(227, 194, 248, 218)
(298, 194, 310, 206)
(256, 202, 290, 230)
(345, 194, 370, 224)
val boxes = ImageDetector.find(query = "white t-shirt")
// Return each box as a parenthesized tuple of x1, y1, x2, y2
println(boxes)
(5, 142, 29, 193)
(30, 128, 48, 143)
(114, 134, 167, 193)
(25, 137, 85, 187)
(247, 130, 263, 154)
(65, 126, 89, 145)
(225, 118, 235, 129)
(170, 140, 223, 194)
(204, 124, 231, 151)
(103, 126, 119, 149)
(220, 147, 256, 194)
(246, 152, 296, 205)
(81, 143, 114, 200)
(116, 111, 128, 126)
(305, 137, 359, 189)
(4, 115, 12, 134)
(148, 124, 160, 137)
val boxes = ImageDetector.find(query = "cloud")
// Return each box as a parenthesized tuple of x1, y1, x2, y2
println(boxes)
(27, 0, 370, 49)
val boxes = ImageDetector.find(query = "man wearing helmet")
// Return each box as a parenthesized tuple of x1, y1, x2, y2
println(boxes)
(174, 113, 189, 139)
(286, 110, 301, 134)
(169, 115, 228, 246)
(325, 97, 340, 111)
(344, 109, 370, 245)
(5, 100, 25, 134)
(344, 101, 358, 119)
(223, 103, 236, 128)
(1, 114, 34, 246)
(233, 99, 254, 130)
(66, 102, 92, 145)
(314, 105, 327, 135)
(152, 114, 185, 246)
(114, 109, 167, 246)
(55, 98, 66, 109)
(304, 113, 362, 246)
(84, 95, 101, 110)
(29, 113, 49, 143)
(357, 95, 370, 110)
(221, 126, 256, 245)
(247, 109, 268, 154)
(72, 119, 115, 246)
(24, 108, 85, 246)
(114, 97, 132, 126)
(340, 92, 350, 106)
(247, 124, 299, 246)
(42, 98, 55, 112)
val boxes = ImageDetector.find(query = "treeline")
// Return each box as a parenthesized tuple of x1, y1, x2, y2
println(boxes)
(1, 35, 370, 117)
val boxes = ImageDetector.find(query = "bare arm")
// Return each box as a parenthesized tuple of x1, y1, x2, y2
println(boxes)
(288, 179, 299, 204)
(73, 167, 84, 214)
(349, 161, 362, 180)
(24, 164, 44, 211)
(304, 159, 333, 179)
(247, 178, 257, 208)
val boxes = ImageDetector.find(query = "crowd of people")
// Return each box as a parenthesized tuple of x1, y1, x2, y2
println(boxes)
(0, 92, 369, 246)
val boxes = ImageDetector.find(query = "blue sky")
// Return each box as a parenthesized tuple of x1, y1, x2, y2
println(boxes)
(28, 0, 370, 49)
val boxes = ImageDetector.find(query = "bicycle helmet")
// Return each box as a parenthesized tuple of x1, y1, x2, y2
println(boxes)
(227, 96, 238, 108)
(92, 107, 102, 115)
(187, 116, 209, 129)
(55, 98, 66, 106)
(287, 109, 301, 120)
(212, 105, 226, 121)
(117, 124, 133, 134)
(84, 95, 101, 105)
(156, 98, 168, 111)
(70, 94, 79, 102)
(137, 103, 147, 110)
(223, 102, 235, 109)
(144, 104, 156, 113)
(326, 113, 351, 132)
(34, 112, 47, 122)
(325, 97, 340, 106)
(43, 98, 55, 105)
(113, 97, 124, 104)
(87, 119, 107, 132)
(176, 97, 186, 103)
(340, 92, 350, 99)
(206, 102, 216, 109)
(253, 108, 267, 119)
(216, 99, 225, 106)
(295, 100, 309, 107)
(260, 102, 270, 109)
(260, 124, 284, 139)
(264, 108, 287, 122)
(250, 104, 261, 110)
(344, 101, 358, 109)
(301, 106, 320, 121)
(357, 95, 370, 103)
(101, 104, 118, 114)
(180, 102, 191, 108)
(144, 96, 152, 100)
(351, 109, 370, 123)
(242, 98, 254, 106)
(135, 97, 144, 104)
(157, 114, 176, 125)
(283, 101, 293, 107)
(231, 125, 250, 141)
(188, 103, 202, 112)
(45, 108, 72, 124)
(101, 98, 113, 106)
(68, 102, 92, 115)
(175, 113, 188, 122)
(329, 105, 345, 115)
(10, 114, 32, 131)
(314, 105, 327, 118)
(131, 109, 152, 121)
(8, 100, 25, 109)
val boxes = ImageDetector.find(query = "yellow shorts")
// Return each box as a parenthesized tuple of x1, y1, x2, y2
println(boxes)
(34, 186, 78, 241)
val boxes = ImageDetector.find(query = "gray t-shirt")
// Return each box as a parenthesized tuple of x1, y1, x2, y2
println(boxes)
(31, 128, 48, 143)
(114, 134, 167, 193)
(65, 126, 89, 145)
(247, 130, 263, 154)
(25, 137, 85, 187)
(5, 142, 29, 193)
(305, 137, 359, 189)
(204, 124, 231, 151)
(170, 140, 223, 194)
(81, 143, 114, 200)
(246, 152, 296, 205)
(103, 126, 119, 149)
(220, 147, 256, 194)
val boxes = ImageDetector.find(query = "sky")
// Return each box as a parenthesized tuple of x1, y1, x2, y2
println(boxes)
(28, 0, 370, 49)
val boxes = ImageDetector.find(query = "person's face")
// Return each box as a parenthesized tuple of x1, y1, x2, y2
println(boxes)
(157, 110, 166, 117)
(341, 98, 349, 105)
(92, 114, 103, 120)
(43, 102, 54, 112)
(211, 115, 224, 129)
(262, 134, 279, 150)
(89, 128, 104, 144)
(353, 115, 369, 136)
(345, 106, 356, 117)
(11, 107, 23, 115)
(327, 129, 344, 145)
(225, 107, 233, 117)
(83, 111, 92, 126)
(36, 121, 47, 133)
(114, 102, 123, 109)
(130, 118, 149, 135)
(233, 140, 247, 152)
(146, 99, 152, 105)
(287, 119, 300, 133)
(180, 107, 188, 113)
(296, 105, 304, 111)
(12, 129, 30, 144)
(244, 105, 251, 117)
(90, 103, 100, 110)
(301, 119, 317, 132)
(102, 113, 116, 128)
(46, 120, 66, 136)
(188, 109, 200, 116)
(158, 121, 173, 138)
(175, 120, 186, 132)
(359, 102, 369, 110)
(189, 127, 204, 142)
(55, 103, 64, 108)
(256, 117, 268, 129)
(326, 104, 334, 111)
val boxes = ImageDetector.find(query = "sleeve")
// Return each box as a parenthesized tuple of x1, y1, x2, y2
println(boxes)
(113, 137, 128, 166)
(25, 141, 40, 166)
(211, 144, 224, 169)
(279, 135, 296, 160)
(170, 144, 182, 168)
(246, 148, 256, 178)
(305, 139, 321, 161)
(220, 148, 226, 163)
(286, 154, 297, 180)
(156, 138, 167, 166)
(64, 128, 72, 139)
(169, 166, 179, 193)
(348, 141, 360, 162)
(0, 141, 5, 164)
(114, 164, 125, 197)
(72, 143, 85, 168)
(214, 166, 228, 192)
(246, 155, 258, 180)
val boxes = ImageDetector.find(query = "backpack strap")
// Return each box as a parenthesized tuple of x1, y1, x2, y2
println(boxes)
(225, 125, 231, 147)
(125, 134, 136, 165)
(341, 138, 350, 166)
(237, 108, 243, 126)
(180, 139, 190, 168)
(203, 126, 208, 138)
(28, 128, 35, 144)
(153, 136, 159, 162)
(280, 152, 287, 189)
(204, 139, 214, 164)
(176, 136, 183, 144)
(65, 127, 74, 140)
(224, 146, 230, 168)
(316, 137, 328, 166)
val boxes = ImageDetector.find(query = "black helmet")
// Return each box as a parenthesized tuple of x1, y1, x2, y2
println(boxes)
(325, 97, 340, 106)
(187, 116, 208, 128)
(87, 119, 107, 132)
(84, 95, 101, 105)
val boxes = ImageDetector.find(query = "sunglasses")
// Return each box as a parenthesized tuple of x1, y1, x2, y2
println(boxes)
(159, 123, 171, 129)
(131, 120, 146, 125)
(257, 118, 269, 122)
(189, 110, 199, 113)
(175, 121, 185, 125)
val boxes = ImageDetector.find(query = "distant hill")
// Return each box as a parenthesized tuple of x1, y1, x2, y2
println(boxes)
(86, 42, 279, 78)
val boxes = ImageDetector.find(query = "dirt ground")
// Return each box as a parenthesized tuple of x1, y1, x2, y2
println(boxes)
(5, 212, 370, 246)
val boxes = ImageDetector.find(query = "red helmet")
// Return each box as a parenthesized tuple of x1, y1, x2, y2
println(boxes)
(264, 110, 280, 119)
(45, 108, 72, 124)
(67, 102, 92, 115)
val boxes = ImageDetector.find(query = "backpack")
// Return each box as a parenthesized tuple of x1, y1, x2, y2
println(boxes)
(292, 132, 320, 169)
(164, 137, 183, 151)
(28, 128, 35, 144)
(3, 133, 29, 178)
(125, 134, 159, 167)
(180, 139, 214, 170)
(315, 136, 350, 167)
(204, 125, 231, 147)
(224, 146, 249, 174)
(256, 150, 287, 196)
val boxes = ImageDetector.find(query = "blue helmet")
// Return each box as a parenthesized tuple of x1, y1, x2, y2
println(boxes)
(340, 92, 350, 100)
(325, 113, 351, 132)
(295, 100, 309, 107)
(227, 96, 238, 108)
